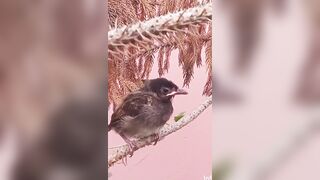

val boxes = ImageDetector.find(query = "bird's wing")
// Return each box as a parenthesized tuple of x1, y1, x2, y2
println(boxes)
(109, 92, 157, 128)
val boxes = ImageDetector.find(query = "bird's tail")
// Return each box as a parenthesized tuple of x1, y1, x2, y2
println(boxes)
(107, 124, 112, 132)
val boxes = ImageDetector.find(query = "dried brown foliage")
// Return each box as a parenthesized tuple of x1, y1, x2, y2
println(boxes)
(108, 0, 212, 108)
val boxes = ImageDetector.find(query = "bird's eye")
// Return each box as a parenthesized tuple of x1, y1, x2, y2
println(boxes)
(161, 88, 170, 94)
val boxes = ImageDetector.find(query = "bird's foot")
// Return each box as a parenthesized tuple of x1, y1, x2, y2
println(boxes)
(151, 133, 160, 145)
(127, 140, 138, 157)
(119, 133, 138, 157)
(121, 155, 128, 166)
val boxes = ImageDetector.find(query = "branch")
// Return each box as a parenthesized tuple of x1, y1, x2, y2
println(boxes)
(107, 2, 212, 106)
(108, 96, 213, 168)
(108, 2, 212, 55)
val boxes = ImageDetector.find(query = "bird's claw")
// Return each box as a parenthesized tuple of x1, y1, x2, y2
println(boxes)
(127, 141, 137, 157)
(120, 133, 138, 158)
(152, 133, 160, 145)
(122, 155, 128, 166)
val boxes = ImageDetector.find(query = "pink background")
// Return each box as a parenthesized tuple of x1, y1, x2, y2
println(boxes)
(108, 53, 213, 180)
(213, 0, 320, 180)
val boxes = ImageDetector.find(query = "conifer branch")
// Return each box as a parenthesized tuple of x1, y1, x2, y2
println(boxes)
(108, 2, 212, 50)
(108, 2, 212, 107)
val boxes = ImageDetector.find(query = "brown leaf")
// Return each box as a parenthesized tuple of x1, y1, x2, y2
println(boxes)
(158, 47, 165, 76)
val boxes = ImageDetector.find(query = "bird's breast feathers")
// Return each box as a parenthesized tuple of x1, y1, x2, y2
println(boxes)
(111, 91, 173, 125)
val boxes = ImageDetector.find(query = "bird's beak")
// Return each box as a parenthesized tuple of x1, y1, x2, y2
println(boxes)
(166, 89, 188, 96)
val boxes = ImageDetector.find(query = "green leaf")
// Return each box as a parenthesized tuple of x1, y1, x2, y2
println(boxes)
(174, 112, 186, 122)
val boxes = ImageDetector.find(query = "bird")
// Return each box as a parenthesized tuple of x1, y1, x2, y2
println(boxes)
(108, 78, 188, 156)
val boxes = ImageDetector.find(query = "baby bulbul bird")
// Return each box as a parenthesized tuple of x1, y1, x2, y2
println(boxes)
(108, 78, 188, 155)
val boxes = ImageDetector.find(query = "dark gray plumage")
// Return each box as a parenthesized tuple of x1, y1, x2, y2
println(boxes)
(108, 78, 187, 155)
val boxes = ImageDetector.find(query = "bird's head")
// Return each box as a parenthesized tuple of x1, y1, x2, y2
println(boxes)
(142, 78, 188, 101)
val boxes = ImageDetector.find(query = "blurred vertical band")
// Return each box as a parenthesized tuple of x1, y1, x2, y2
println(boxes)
(0, 0, 108, 180)
(213, 0, 320, 180)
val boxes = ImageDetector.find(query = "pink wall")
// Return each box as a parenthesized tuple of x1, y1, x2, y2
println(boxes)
(108, 52, 212, 180)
